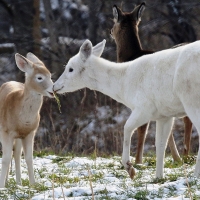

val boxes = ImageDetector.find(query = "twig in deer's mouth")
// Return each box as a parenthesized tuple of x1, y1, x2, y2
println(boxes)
(53, 92, 62, 113)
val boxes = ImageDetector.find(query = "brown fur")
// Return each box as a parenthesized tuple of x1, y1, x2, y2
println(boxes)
(0, 53, 53, 187)
(111, 3, 153, 62)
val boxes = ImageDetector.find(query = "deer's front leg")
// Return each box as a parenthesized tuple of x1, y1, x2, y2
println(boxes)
(22, 131, 35, 185)
(156, 117, 174, 179)
(13, 139, 23, 185)
(0, 134, 14, 188)
(122, 109, 151, 179)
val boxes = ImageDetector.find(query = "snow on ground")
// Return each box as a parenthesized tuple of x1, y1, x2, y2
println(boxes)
(0, 155, 199, 199)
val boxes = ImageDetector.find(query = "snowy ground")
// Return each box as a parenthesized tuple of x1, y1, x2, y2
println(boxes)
(0, 155, 200, 200)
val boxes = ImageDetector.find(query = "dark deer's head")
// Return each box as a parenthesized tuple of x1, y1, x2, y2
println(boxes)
(110, 2, 145, 41)
(110, 2, 149, 62)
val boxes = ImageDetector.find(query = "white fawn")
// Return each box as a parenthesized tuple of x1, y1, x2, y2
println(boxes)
(111, 2, 193, 163)
(0, 53, 54, 187)
(54, 39, 200, 179)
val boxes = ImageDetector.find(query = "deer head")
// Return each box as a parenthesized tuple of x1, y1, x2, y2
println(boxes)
(110, 2, 145, 41)
(15, 53, 54, 97)
(53, 39, 106, 94)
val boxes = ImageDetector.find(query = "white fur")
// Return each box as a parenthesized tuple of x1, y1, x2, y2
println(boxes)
(0, 53, 53, 187)
(54, 39, 200, 178)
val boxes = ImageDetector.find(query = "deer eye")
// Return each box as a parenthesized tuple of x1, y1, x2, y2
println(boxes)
(69, 68, 73, 72)
(36, 74, 44, 82)
(37, 77, 43, 82)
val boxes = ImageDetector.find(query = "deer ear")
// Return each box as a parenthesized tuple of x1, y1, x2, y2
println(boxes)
(113, 5, 123, 23)
(79, 39, 92, 61)
(131, 2, 145, 22)
(137, 2, 145, 21)
(92, 39, 106, 57)
(26, 52, 43, 64)
(15, 53, 33, 73)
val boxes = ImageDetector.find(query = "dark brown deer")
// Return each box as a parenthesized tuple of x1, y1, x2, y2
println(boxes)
(110, 2, 193, 164)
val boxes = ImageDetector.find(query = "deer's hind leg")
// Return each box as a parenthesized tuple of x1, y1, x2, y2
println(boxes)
(168, 133, 181, 162)
(156, 117, 174, 178)
(183, 116, 193, 156)
(135, 123, 149, 164)
(181, 106, 200, 177)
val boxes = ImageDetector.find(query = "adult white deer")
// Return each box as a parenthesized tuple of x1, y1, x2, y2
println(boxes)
(53, 39, 200, 179)
(110, 2, 188, 163)
(0, 53, 54, 187)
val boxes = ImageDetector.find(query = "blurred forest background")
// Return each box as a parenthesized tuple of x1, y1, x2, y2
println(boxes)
(0, 0, 200, 157)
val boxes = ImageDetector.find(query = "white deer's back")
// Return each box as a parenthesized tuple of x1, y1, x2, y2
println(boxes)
(54, 39, 200, 119)
(124, 41, 200, 119)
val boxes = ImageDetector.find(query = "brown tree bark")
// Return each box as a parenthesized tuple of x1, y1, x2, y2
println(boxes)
(42, 0, 59, 73)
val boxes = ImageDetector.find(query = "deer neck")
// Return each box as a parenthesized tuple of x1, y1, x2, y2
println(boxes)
(85, 56, 128, 104)
(20, 86, 43, 120)
(116, 28, 142, 62)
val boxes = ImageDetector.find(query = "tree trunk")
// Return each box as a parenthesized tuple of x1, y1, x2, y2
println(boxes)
(33, 0, 41, 56)
(11, 0, 34, 55)
(88, 1, 99, 44)
(42, 0, 59, 73)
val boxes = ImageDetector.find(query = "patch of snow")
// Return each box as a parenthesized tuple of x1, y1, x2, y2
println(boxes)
(2, 155, 199, 199)
(0, 43, 15, 48)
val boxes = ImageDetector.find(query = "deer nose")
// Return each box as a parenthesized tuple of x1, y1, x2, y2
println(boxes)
(53, 84, 64, 93)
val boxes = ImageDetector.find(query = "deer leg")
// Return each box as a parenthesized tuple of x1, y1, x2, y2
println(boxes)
(183, 116, 193, 156)
(180, 106, 200, 176)
(13, 139, 22, 185)
(135, 123, 149, 164)
(122, 109, 152, 179)
(168, 133, 181, 162)
(156, 117, 174, 179)
(22, 131, 35, 185)
(194, 142, 200, 177)
(0, 135, 14, 188)
(186, 118, 200, 176)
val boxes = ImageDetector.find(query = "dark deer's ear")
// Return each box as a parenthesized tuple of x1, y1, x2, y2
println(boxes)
(113, 5, 123, 23)
(131, 2, 145, 22)
(137, 2, 145, 21)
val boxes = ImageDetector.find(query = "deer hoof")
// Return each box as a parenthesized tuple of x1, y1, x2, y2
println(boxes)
(126, 161, 136, 179)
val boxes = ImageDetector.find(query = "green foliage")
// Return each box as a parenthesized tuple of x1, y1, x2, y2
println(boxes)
(151, 177, 167, 184)
(32, 182, 49, 192)
(48, 173, 68, 184)
(133, 190, 149, 200)
(143, 157, 156, 167)
(33, 150, 54, 157)
(164, 157, 182, 168)
(182, 155, 196, 165)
